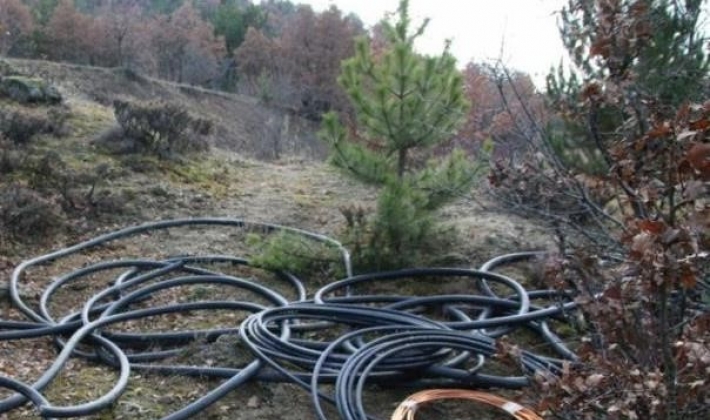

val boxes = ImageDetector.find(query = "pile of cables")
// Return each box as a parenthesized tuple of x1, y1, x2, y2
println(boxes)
(391, 389, 544, 420)
(1, 218, 579, 420)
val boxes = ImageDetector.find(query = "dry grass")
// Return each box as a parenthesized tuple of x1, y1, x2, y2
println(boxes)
(4, 58, 326, 162)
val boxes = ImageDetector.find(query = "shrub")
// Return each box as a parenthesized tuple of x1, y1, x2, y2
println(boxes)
(0, 104, 68, 145)
(112, 99, 212, 158)
(0, 184, 63, 243)
(487, 1, 710, 418)
(0, 135, 25, 174)
(27, 152, 126, 219)
(0, 106, 50, 144)
(0, 76, 62, 105)
(248, 232, 345, 281)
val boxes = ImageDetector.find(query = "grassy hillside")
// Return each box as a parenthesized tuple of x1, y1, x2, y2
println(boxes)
(0, 58, 342, 254)
(6, 58, 327, 161)
(0, 59, 553, 420)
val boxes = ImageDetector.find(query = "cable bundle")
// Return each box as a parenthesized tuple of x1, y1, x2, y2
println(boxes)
(1, 218, 579, 419)
(390, 389, 543, 420)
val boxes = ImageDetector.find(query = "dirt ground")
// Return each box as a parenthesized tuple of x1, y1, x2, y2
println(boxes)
(0, 154, 554, 419)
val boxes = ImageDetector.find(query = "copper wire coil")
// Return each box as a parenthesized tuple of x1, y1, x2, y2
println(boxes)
(391, 389, 543, 420)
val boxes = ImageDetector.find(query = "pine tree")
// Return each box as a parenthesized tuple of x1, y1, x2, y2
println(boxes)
(320, 0, 474, 270)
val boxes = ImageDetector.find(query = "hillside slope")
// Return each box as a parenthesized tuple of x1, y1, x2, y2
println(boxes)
(0, 59, 553, 420)
(1, 58, 550, 252)
(6, 58, 327, 161)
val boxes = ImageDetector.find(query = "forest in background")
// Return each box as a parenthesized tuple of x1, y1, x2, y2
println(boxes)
(0, 0, 539, 152)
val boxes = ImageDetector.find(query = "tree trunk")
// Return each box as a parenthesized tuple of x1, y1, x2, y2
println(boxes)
(397, 148, 407, 179)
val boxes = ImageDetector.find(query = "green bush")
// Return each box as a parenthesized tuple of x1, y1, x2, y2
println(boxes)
(112, 99, 212, 158)
(247, 232, 345, 281)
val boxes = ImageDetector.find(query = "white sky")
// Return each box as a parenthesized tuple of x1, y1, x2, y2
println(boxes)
(297, 0, 568, 85)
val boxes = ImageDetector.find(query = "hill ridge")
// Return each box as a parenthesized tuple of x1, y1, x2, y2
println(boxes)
(2, 57, 326, 161)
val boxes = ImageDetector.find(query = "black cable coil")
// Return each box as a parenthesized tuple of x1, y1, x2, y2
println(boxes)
(1, 218, 582, 419)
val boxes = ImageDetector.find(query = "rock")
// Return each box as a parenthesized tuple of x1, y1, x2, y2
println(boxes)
(157, 395, 175, 405)
(0, 76, 62, 104)
(247, 395, 261, 408)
